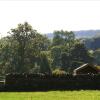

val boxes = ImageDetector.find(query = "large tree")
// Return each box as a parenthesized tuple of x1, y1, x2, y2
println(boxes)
(8, 22, 38, 73)
(51, 30, 75, 70)
(71, 43, 94, 68)
(0, 22, 51, 74)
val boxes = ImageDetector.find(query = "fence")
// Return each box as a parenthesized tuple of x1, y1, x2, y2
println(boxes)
(4, 73, 100, 91)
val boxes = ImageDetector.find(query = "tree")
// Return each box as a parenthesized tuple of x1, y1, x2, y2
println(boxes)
(51, 30, 75, 71)
(71, 43, 94, 68)
(51, 46, 62, 69)
(0, 22, 51, 74)
(93, 49, 100, 65)
(0, 37, 16, 74)
(61, 52, 71, 71)
(39, 53, 51, 74)
(8, 22, 38, 73)
(84, 37, 100, 50)
(53, 30, 75, 47)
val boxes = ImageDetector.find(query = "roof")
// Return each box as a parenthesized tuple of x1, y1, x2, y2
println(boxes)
(74, 63, 99, 72)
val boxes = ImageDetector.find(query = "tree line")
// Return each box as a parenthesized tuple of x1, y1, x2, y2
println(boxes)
(0, 22, 96, 75)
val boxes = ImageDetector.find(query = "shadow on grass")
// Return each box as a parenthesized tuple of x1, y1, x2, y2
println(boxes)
(0, 87, 100, 92)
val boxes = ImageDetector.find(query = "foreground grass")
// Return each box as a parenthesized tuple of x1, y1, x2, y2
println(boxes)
(0, 90, 100, 100)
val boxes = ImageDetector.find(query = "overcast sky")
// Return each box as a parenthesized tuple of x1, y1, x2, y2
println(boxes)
(0, 0, 100, 36)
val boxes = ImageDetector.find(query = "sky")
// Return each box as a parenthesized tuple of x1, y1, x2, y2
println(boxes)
(0, 0, 100, 36)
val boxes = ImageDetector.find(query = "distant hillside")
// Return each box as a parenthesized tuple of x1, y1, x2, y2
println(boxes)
(74, 30, 100, 38)
(46, 30, 100, 39)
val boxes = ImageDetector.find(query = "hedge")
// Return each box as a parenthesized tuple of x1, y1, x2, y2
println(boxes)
(4, 73, 100, 91)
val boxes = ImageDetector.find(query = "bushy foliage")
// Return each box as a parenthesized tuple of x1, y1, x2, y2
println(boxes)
(52, 69, 67, 76)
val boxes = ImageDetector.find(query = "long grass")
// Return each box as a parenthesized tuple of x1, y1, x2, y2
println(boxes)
(0, 90, 100, 100)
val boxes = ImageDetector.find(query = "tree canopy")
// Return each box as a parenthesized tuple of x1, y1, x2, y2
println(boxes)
(0, 22, 97, 75)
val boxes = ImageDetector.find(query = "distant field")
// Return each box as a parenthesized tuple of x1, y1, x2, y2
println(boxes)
(0, 90, 100, 100)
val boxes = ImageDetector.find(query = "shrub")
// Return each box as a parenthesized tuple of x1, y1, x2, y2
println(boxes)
(52, 69, 67, 77)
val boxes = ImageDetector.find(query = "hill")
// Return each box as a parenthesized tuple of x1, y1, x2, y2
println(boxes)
(74, 30, 100, 38)
(46, 30, 100, 39)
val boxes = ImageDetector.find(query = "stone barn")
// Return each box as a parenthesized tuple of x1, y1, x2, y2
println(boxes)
(73, 63, 100, 75)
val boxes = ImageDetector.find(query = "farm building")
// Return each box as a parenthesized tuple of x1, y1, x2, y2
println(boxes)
(73, 63, 100, 75)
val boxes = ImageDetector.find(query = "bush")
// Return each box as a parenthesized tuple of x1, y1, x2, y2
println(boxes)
(52, 69, 67, 77)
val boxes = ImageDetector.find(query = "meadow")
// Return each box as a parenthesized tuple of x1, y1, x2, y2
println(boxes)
(0, 90, 100, 100)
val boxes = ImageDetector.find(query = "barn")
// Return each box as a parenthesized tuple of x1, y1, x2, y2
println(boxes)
(73, 63, 100, 75)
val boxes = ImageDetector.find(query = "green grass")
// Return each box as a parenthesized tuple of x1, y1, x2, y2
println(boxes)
(0, 90, 100, 100)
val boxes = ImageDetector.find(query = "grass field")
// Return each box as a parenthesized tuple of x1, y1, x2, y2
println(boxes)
(0, 90, 100, 100)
